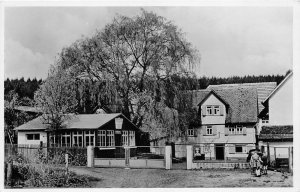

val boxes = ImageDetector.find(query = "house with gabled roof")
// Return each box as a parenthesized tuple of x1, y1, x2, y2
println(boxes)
(14, 113, 142, 149)
(258, 72, 293, 158)
(168, 82, 277, 159)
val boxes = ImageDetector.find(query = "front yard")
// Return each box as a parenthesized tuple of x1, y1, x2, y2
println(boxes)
(70, 166, 293, 188)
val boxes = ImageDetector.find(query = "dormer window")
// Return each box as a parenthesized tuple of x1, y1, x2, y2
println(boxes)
(206, 105, 221, 115)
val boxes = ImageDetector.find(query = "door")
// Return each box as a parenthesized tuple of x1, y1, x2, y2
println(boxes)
(215, 144, 224, 160)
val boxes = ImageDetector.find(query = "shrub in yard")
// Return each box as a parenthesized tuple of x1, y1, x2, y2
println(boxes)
(11, 163, 95, 188)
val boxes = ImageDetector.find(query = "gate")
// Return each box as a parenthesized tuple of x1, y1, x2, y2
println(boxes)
(89, 146, 171, 169)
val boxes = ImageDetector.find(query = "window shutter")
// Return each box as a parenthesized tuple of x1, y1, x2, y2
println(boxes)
(202, 105, 206, 116)
(242, 127, 247, 135)
(225, 127, 229, 136)
(229, 145, 235, 154)
(220, 105, 224, 116)
(242, 146, 247, 153)
(212, 126, 217, 135)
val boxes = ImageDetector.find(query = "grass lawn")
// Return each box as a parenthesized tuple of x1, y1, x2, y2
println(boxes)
(69, 166, 293, 188)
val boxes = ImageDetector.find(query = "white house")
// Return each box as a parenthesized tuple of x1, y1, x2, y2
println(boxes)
(258, 72, 293, 158)
(151, 82, 277, 160)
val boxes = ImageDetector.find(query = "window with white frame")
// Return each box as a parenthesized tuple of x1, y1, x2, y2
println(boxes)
(206, 105, 221, 115)
(129, 131, 135, 146)
(122, 131, 129, 146)
(187, 128, 195, 136)
(227, 125, 245, 135)
(98, 130, 106, 147)
(85, 130, 95, 147)
(107, 130, 115, 147)
(61, 132, 71, 147)
(206, 126, 213, 135)
(72, 131, 83, 147)
(229, 128, 235, 135)
(49, 133, 60, 147)
(26, 133, 40, 140)
(206, 106, 213, 115)
(236, 126, 243, 134)
(213, 106, 220, 115)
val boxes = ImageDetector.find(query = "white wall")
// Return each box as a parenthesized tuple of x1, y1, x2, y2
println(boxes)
(17, 131, 47, 146)
(269, 76, 293, 125)
(201, 94, 226, 125)
(198, 125, 256, 144)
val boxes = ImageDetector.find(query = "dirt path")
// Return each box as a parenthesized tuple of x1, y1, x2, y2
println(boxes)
(69, 166, 293, 188)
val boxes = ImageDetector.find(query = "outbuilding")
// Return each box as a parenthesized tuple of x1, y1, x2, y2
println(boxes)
(14, 113, 143, 148)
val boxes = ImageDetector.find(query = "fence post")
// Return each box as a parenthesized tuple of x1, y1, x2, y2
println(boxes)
(125, 147, 130, 169)
(65, 153, 69, 174)
(288, 147, 293, 174)
(6, 162, 12, 186)
(186, 145, 193, 170)
(87, 146, 94, 168)
(267, 142, 270, 166)
(165, 145, 172, 170)
(274, 147, 277, 165)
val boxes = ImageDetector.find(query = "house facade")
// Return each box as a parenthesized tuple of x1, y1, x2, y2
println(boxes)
(160, 82, 277, 159)
(14, 113, 141, 149)
(258, 72, 293, 158)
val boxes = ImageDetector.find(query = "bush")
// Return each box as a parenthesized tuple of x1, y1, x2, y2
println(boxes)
(9, 163, 95, 188)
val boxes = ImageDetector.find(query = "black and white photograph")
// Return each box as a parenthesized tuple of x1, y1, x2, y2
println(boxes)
(1, 1, 299, 190)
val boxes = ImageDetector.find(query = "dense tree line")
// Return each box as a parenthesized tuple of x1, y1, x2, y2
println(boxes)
(4, 77, 43, 100)
(4, 74, 286, 106)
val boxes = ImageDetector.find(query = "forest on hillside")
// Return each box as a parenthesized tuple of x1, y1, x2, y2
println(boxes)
(4, 73, 287, 106)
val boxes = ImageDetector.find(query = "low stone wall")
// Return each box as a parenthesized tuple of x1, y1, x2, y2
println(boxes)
(94, 158, 165, 169)
(191, 162, 250, 169)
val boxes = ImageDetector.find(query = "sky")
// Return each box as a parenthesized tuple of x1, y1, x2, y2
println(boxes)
(4, 6, 293, 79)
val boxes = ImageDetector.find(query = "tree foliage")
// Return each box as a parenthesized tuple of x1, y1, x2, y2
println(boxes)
(53, 9, 199, 140)
(34, 65, 78, 132)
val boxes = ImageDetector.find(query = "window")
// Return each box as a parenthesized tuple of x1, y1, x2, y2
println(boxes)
(227, 125, 245, 135)
(213, 106, 220, 115)
(129, 131, 135, 146)
(206, 126, 213, 135)
(73, 131, 83, 147)
(262, 120, 269, 124)
(49, 133, 60, 147)
(61, 132, 71, 147)
(206, 105, 221, 115)
(122, 131, 129, 146)
(187, 128, 195, 136)
(235, 125, 243, 134)
(26, 134, 40, 140)
(235, 145, 243, 153)
(107, 130, 115, 147)
(85, 130, 95, 147)
(206, 106, 213, 115)
(98, 130, 106, 147)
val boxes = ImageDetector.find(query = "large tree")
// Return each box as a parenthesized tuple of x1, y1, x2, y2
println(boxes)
(34, 65, 78, 133)
(41, 9, 200, 141)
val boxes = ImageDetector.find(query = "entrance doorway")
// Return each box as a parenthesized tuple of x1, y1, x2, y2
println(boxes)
(215, 144, 224, 160)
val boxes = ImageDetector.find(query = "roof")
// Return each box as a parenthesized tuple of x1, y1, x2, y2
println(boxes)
(198, 90, 229, 107)
(193, 87, 258, 123)
(13, 106, 42, 113)
(207, 82, 277, 113)
(14, 113, 127, 131)
(259, 125, 293, 140)
(262, 72, 293, 104)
